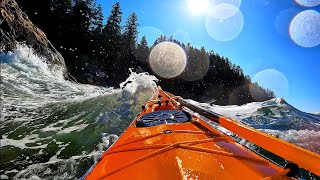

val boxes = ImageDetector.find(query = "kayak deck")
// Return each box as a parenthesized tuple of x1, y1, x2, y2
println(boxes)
(83, 88, 295, 180)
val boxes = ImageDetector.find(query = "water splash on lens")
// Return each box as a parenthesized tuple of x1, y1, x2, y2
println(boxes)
(295, 0, 320, 7)
(149, 42, 187, 79)
(289, 10, 320, 48)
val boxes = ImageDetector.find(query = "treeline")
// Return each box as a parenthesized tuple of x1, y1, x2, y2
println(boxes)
(16, 0, 275, 105)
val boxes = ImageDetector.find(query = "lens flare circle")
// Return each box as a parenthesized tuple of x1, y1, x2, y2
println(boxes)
(228, 85, 246, 104)
(205, 4, 244, 42)
(173, 30, 192, 44)
(289, 10, 320, 48)
(179, 52, 210, 81)
(138, 26, 164, 44)
(208, 3, 239, 19)
(252, 69, 289, 98)
(295, 0, 320, 7)
(274, 8, 300, 39)
(149, 42, 187, 79)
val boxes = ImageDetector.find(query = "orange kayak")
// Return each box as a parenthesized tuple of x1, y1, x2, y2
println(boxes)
(82, 87, 320, 180)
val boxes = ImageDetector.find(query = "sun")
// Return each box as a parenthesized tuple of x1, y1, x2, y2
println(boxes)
(187, 0, 209, 14)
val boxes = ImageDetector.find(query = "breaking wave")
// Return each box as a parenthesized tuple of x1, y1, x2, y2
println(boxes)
(188, 98, 320, 154)
(0, 45, 157, 179)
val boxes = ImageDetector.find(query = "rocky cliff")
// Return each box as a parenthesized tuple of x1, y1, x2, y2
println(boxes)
(0, 0, 65, 67)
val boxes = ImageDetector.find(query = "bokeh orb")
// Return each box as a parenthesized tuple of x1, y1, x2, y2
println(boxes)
(274, 8, 300, 39)
(228, 85, 246, 104)
(295, 0, 320, 7)
(149, 42, 187, 79)
(173, 30, 192, 44)
(208, 3, 240, 20)
(138, 26, 164, 45)
(205, 4, 244, 42)
(249, 83, 271, 102)
(289, 10, 320, 48)
(179, 51, 209, 81)
(252, 69, 289, 98)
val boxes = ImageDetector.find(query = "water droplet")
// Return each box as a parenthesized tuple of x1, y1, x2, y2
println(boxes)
(295, 0, 320, 7)
(149, 42, 187, 79)
(289, 10, 320, 47)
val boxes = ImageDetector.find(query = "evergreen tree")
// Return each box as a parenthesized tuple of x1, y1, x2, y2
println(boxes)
(91, 4, 104, 31)
(136, 36, 149, 63)
(152, 34, 167, 47)
(102, 2, 122, 44)
(90, 4, 104, 63)
(123, 12, 139, 72)
(123, 13, 139, 52)
(101, 2, 123, 83)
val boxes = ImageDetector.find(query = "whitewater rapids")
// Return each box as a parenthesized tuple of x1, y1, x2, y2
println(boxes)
(1, 45, 319, 179)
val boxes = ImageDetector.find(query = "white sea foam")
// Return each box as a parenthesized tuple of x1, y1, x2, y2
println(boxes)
(1, 45, 113, 125)
(57, 124, 88, 134)
(263, 129, 320, 154)
(0, 134, 48, 149)
(187, 98, 271, 122)
(120, 69, 158, 95)
(1, 45, 160, 179)
(188, 98, 320, 153)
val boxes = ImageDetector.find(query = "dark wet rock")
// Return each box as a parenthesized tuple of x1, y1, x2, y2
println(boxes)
(0, 0, 65, 68)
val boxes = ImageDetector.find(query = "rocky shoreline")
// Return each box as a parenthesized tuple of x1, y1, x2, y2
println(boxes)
(0, 0, 65, 68)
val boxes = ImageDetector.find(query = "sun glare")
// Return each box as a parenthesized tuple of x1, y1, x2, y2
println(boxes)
(187, 0, 209, 14)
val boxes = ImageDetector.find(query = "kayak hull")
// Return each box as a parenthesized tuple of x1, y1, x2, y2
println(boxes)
(83, 88, 294, 180)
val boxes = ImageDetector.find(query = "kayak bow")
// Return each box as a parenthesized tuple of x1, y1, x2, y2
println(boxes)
(82, 87, 320, 180)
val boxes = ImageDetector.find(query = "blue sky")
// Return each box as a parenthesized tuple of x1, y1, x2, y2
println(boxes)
(97, 0, 320, 112)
